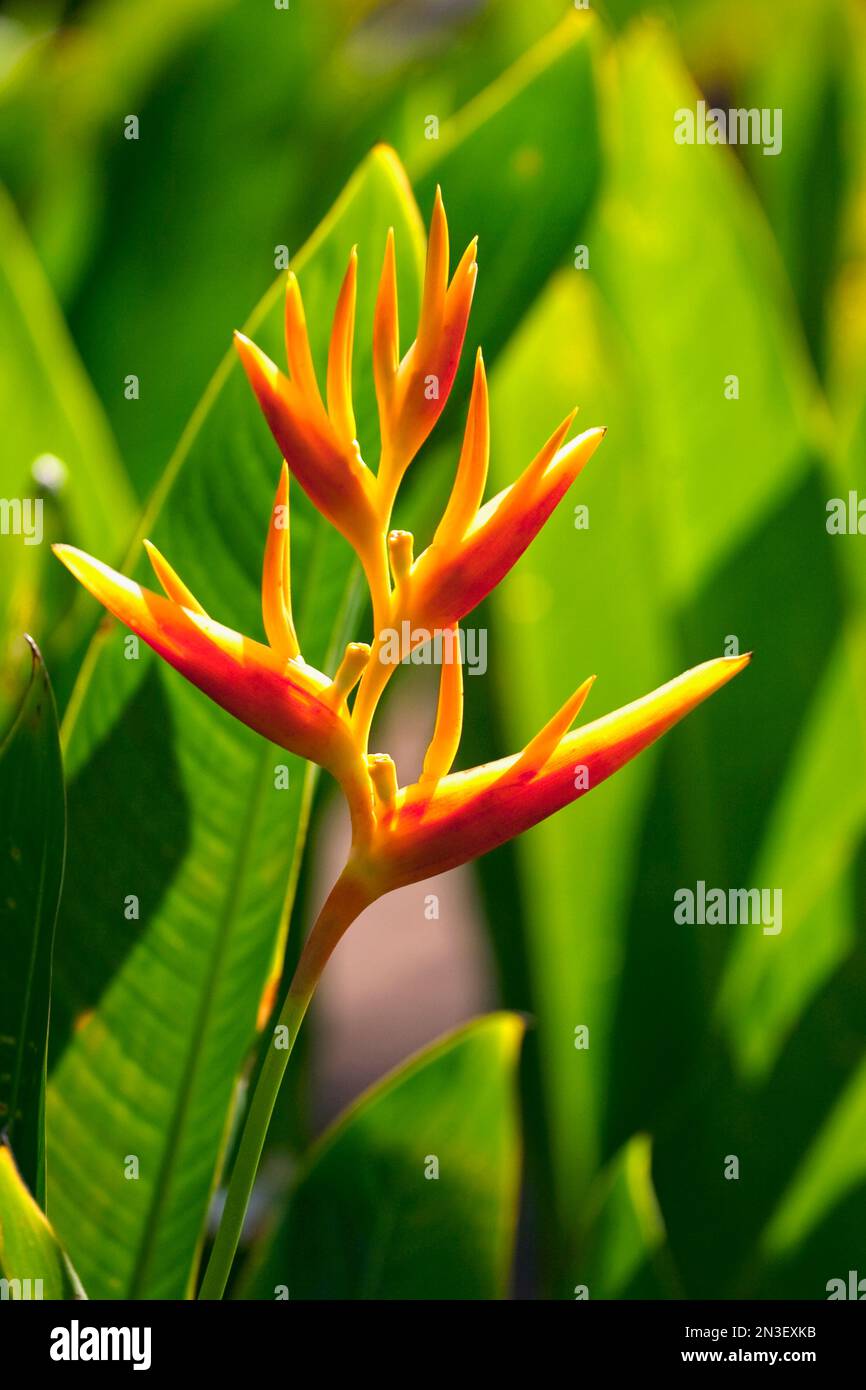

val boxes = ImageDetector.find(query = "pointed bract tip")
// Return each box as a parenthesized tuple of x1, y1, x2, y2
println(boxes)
(556, 423, 606, 465)
(52, 542, 88, 577)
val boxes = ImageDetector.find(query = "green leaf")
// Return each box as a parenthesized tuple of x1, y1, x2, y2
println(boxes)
(0, 186, 134, 551)
(717, 629, 866, 1081)
(239, 1014, 525, 1300)
(0, 638, 65, 1207)
(589, 22, 820, 605)
(755, 1054, 866, 1297)
(413, 12, 603, 381)
(46, 147, 425, 1300)
(0, 1142, 85, 1299)
(477, 22, 850, 1296)
(0, 187, 136, 714)
(741, 0, 853, 379)
(580, 1134, 672, 1299)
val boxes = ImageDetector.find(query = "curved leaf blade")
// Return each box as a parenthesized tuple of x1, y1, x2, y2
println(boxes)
(0, 1142, 84, 1300)
(0, 638, 65, 1206)
(240, 1014, 525, 1301)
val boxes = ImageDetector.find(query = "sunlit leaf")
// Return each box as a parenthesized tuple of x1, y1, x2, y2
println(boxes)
(478, 22, 848, 1296)
(0, 1142, 85, 1300)
(0, 187, 136, 715)
(0, 638, 65, 1207)
(239, 1014, 525, 1300)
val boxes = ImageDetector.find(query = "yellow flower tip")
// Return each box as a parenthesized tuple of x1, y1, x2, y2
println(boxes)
(368, 753, 399, 818)
(53, 544, 133, 610)
(546, 423, 606, 489)
(261, 463, 300, 662)
(432, 351, 490, 551)
(388, 529, 415, 584)
(450, 238, 479, 296)
(142, 539, 208, 616)
(234, 331, 283, 399)
(419, 185, 450, 343)
(373, 227, 400, 404)
(284, 272, 323, 407)
(329, 642, 371, 705)
(724, 651, 752, 673)
(463, 409, 584, 540)
(327, 247, 359, 445)
(420, 628, 464, 784)
(52, 542, 90, 585)
(522, 411, 579, 485)
(510, 674, 597, 779)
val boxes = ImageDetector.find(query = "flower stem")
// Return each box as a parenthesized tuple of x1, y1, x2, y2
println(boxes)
(197, 870, 370, 1299)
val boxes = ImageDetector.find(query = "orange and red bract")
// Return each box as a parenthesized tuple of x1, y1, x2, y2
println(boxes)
(54, 187, 749, 954)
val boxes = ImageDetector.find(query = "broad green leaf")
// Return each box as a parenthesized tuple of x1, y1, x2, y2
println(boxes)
(0, 186, 133, 547)
(756, 1055, 866, 1297)
(239, 1014, 525, 1300)
(0, 1143, 85, 1300)
(46, 147, 425, 1300)
(414, 12, 602, 389)
(742, 0, 853, 379)
(590, 21, 820, 605)
(718, 626, 866, 1080)
(579, 1134, 671, 1299)
(0, 1, 226, 301)
(0, 187, 136, 715)
(0, 638, 65, 1206)
(478, 23, 850, 1296)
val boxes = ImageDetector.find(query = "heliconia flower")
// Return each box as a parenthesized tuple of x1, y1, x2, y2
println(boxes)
(52, 177, 753, 1298)
(55, 186, 750, 898)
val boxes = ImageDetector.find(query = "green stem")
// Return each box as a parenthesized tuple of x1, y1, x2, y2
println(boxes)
(198, 869, 370, 1299)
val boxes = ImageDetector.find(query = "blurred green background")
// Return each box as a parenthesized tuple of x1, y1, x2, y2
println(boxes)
(2, 0, 866, 1300)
